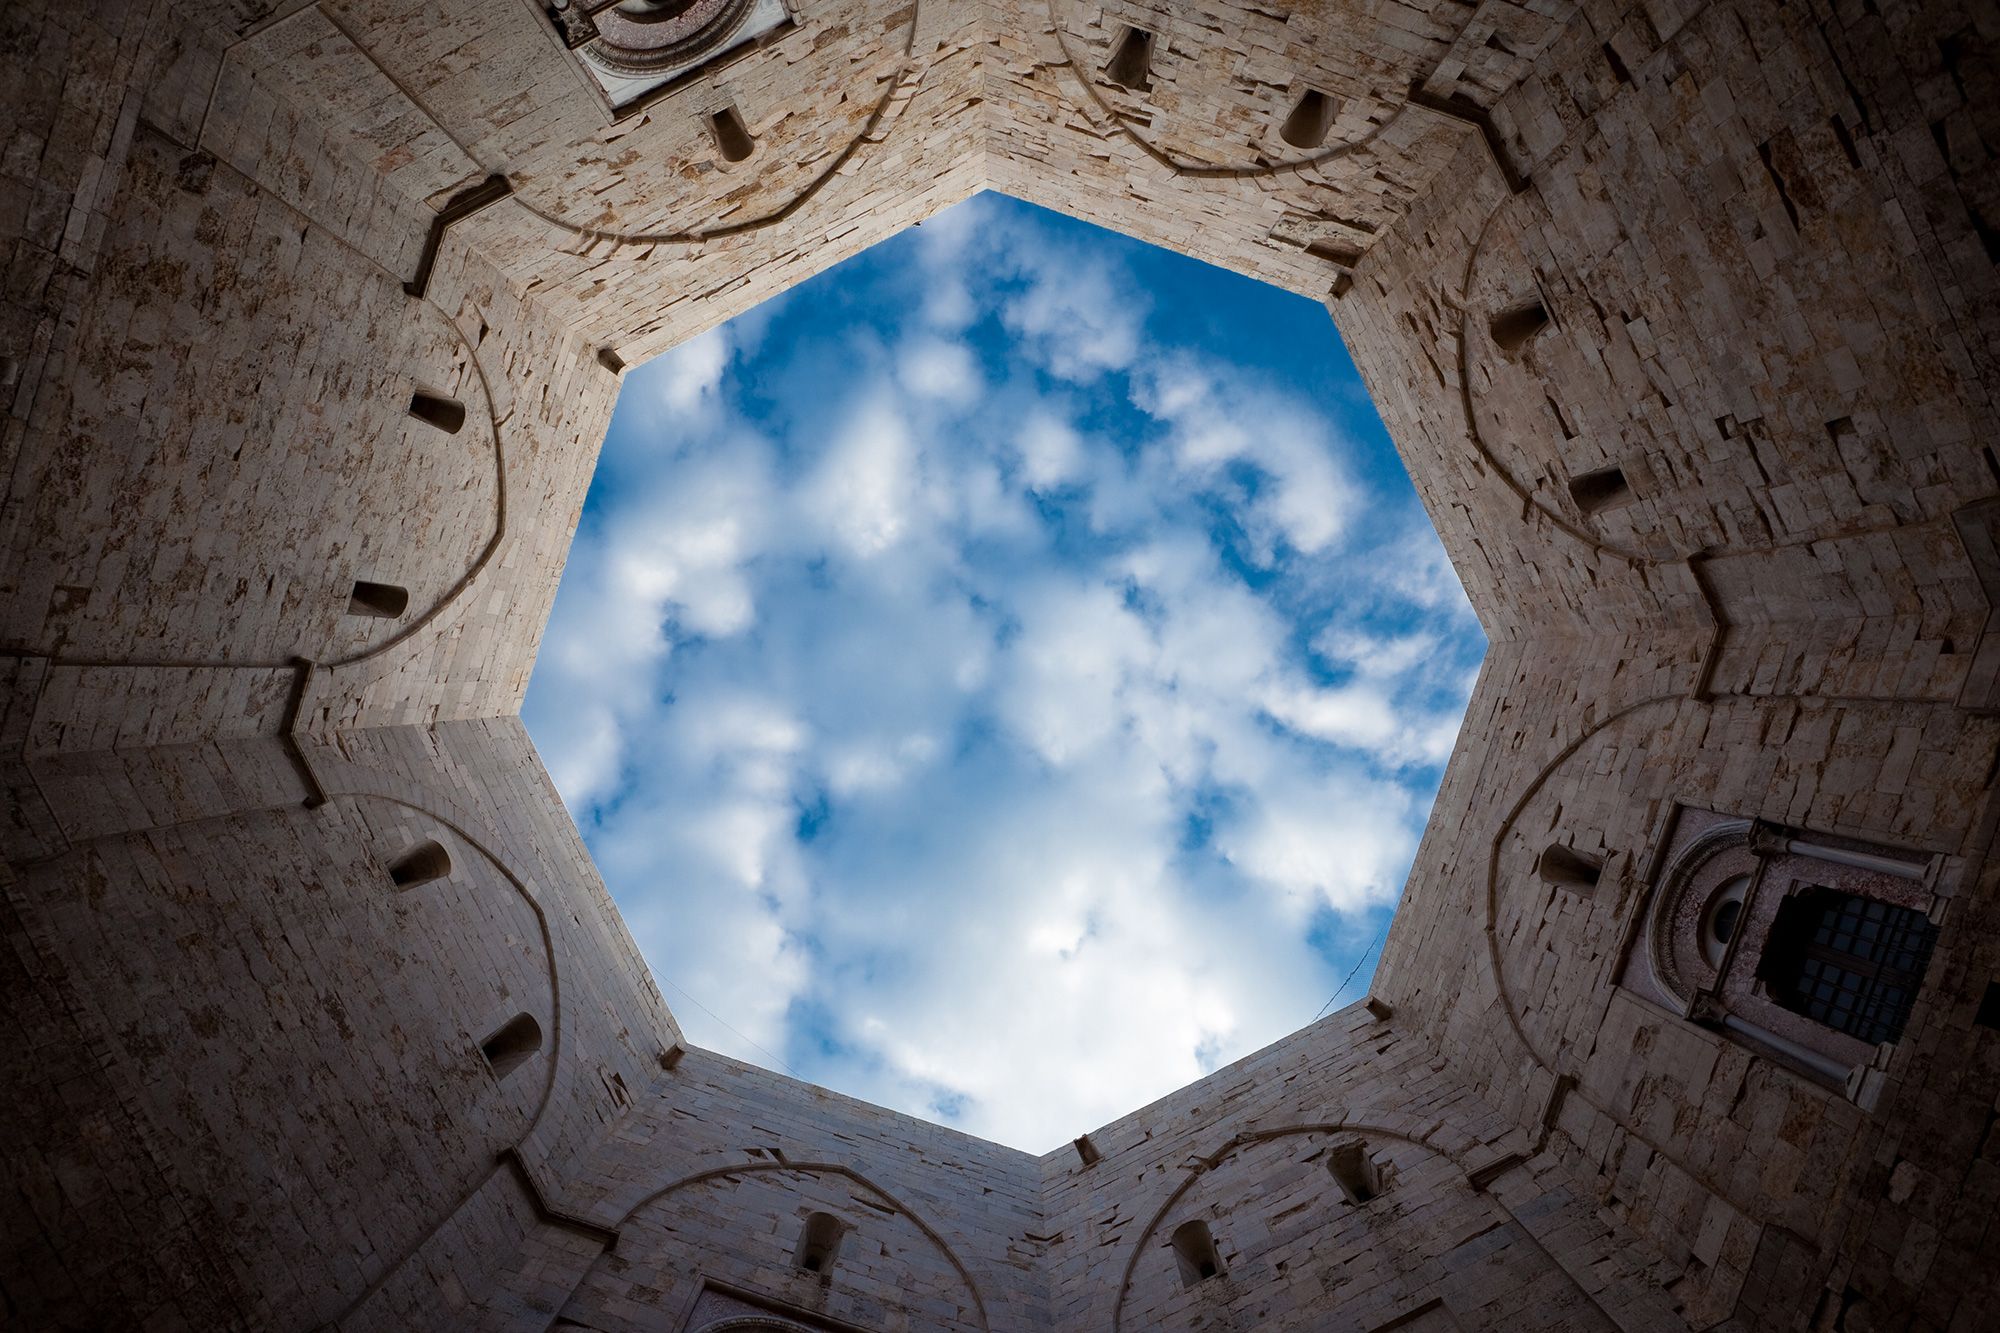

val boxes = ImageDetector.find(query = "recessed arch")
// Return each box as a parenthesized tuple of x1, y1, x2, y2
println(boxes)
(1536, 842, 1603, 893)
(1104, 26, 1154, 92)
(1168, 1218, 1223, 1287)
(710, 104, 755, 163)
(348, 580, 411, 619)
(583, 1160, 991, 1331)
(407, 390, 466, 434)
(388, 838, 452, 889)
(1110, 1117, 1477, 1330)
(1280, 89, 1336, 149)
(795, 1210, 845, 1274)
(480, 1012, 544, 1080)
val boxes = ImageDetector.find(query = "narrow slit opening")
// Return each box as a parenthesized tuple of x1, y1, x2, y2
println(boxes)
(1169, 1219, 1223, 1288)
(1975, 981, 2000, 1030)
(408, 390, 466, 434)
(1328, 1140, 1383, 1204)
(1566, 466, 1633, 516)
(1106, 26, 1155, 92)
(710, 105, 755, 163)
(348, 580, 410, 619)
(388, 839, 451, 889)
(1489, 299, 1550, 352)
(480, 1012, 543, 1080)
(1537, 842, 1604, 892)
(796, 1211, 845, 1275)
(1280, 89, 1336, 149)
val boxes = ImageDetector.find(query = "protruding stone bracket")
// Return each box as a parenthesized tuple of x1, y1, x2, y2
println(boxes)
(1405, 86, 1529, 194)
(1951, 497, 2000, 712)
(280, 657, 328, 809)
(405, 175, 513, 300)
(548, 0, 602, 49)
(1531, 1073, 1574, 1152)
(499, 1147, 622, 1250)
(1464, 1150, 1527, 1193)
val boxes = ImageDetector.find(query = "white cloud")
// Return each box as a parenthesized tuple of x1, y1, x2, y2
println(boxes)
(652, 324, 732, 415)
(524, 192, 1485, 1151)
(1214, 770, 1416, 918)
(803, 392, 918, 557)
(1015, 411, 1084, 491)
(1000, 248, 1144, 383)
(897, 336, 982, 404)
(1313, 627, 1437, 679)
(1135, 355, 1360, 559)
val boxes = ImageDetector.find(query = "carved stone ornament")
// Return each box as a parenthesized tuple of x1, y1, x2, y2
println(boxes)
(576, 0, 758, 75)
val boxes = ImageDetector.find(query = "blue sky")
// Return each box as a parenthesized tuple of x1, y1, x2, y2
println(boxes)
(524, 193, 1485, 1152)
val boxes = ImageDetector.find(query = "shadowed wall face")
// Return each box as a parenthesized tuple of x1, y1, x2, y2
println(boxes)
(2, 0, 1997, 1329)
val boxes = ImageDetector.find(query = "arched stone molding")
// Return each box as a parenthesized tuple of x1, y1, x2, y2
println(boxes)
(1642, 818, 1758, 1009)
(568, 1160, 992, 1332)
(1457, 185, 1990, 571)
(0, 129, 560, 752)
(1041, 3, 1416, 180)
(1108, 1116, 1485, 1331)
(4, 786, 561, 1329)
(1039, 0, 1485, 182)
(1480, 691, 1692, 1084)
(1468, 674, 1993, 1323)
(497, 0, 934, 251)
(8, 783, 567, 1141)
(0, 125, 508, 679)
(0, 723, 665, 1333)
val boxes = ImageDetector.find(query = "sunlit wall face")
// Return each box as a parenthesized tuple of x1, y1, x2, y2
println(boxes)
(524, 193, 1485, 1152)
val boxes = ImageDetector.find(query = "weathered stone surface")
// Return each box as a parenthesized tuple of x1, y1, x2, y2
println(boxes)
(2, 0, 1996, 1328)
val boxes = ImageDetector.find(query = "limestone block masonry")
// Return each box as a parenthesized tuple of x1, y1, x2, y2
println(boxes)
(2, 0, 1997, 1328)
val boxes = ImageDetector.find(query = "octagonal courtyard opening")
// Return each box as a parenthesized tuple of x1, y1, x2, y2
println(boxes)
(524, 193, 1487, 1152)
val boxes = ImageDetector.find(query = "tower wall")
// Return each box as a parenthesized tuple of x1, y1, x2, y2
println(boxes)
(3, 0, 1997, 1328)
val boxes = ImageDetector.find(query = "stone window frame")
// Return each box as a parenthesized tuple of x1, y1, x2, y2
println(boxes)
(535, 0, 805, 125)
(1618, 803, 1948, 1110)
(1758, 888, 1938, 1045)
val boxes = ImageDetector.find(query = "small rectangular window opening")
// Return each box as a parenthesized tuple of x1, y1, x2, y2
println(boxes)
(1306, 236, 1361, 268)
(1488, 300, 1549, 353)
(1106, 26, 1155, 92)
(480, 1012, 543, 1080)
(1537, 842, 1604, 893)
(710, 105, 755, 163)
(796, 1211, 845, 1275)
(1281, 88, 1336, 150)
(1567, 466, 1632, 516)
(1977, 981, 2000, 1031)
(1328, 1140, 1383, 1205)
(388, 838, 451, 889)
(408, 390, 466, 434)
(348, 580, 410, 619)
(1169, 1219, 1223, 1288)
(1759, 888, 1937, 1045)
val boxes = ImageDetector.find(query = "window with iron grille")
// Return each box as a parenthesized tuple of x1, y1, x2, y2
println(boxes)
(1759, 888, 1935, 1045)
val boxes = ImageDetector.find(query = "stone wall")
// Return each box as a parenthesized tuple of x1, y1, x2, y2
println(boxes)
(2, 716, 678, 1327)
(3, 0, 1997, 1328)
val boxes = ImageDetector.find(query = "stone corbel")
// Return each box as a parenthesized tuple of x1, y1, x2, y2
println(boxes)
(1952, 496, 2000, 712)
